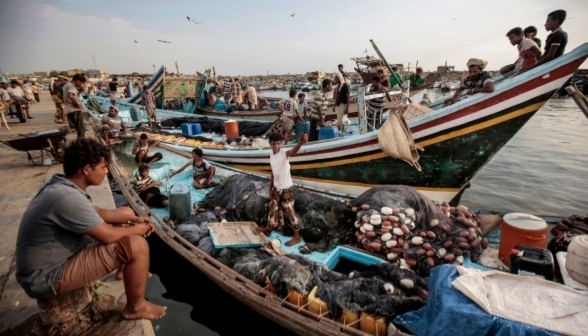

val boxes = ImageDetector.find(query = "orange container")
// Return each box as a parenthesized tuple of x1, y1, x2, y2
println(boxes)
(224, 120, 239, 139)
(499, 213, 547, 266)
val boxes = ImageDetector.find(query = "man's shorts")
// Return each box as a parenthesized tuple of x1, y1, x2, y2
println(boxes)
(51, 237, 131, 294)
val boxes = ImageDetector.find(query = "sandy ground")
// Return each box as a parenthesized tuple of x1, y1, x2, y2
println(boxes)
(0, 91, 153, 335)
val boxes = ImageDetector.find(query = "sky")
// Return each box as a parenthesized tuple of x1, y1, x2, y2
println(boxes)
(1, 0, 587, 76)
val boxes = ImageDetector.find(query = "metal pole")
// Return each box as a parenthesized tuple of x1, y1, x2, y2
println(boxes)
(357, 86, 367, 134)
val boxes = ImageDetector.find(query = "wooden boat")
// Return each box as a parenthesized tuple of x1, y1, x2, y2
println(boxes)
(102, 136, 566, 336)
(87, 43, 588, 205)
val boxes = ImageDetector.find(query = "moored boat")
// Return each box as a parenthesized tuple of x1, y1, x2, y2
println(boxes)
(86, 43, 588, 204)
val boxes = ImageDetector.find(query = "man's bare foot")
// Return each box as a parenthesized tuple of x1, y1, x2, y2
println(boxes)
(27, 115, 34, 119)
(254, 227, 271, 236)
(122, 301, 167, 320)
(284, 237, 301, 247)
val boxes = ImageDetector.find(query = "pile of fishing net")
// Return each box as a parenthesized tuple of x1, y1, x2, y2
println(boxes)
(217, 248, 427, 320)
(175, 211, 220, 257)
(85, 97, 107, 115)
(159, 117, 276, 137)
(195, 175, 355, 250)
(350, 186, 488, 277)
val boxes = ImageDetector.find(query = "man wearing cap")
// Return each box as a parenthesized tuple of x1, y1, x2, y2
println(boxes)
(63, 74, 87, 138)
(443, 58, 494, 107)
(140, 85, 157, 128)
(7, 80, 33, 119)
(408, 67, 425, 88)
(52, 76, 67, 123)
(101, 106, 128, 144)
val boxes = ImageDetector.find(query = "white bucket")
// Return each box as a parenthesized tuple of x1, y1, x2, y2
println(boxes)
(42, 157, 52, 166)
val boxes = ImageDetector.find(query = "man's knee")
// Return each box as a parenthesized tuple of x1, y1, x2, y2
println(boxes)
(118, 206, 135, 217)
(128, 235, 149, 257)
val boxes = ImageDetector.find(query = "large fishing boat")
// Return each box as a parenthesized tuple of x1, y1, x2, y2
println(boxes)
(87, 43, 588, 204)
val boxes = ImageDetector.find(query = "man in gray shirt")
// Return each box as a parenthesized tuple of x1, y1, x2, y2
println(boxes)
(101, 105, 128, 144)
(16, 139, 167, 320)
(63, 74, 87, 139)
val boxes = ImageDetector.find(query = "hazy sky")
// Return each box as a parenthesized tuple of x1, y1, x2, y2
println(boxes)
(1, 0, 587, 76)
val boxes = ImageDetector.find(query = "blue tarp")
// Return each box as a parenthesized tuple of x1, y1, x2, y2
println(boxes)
(393, 265, 561, 336)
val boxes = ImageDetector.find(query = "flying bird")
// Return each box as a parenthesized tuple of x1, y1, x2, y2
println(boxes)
(453, 18, 456, 20)
(291, 13, 295, 17)
(187, 16, 190, 21)
(134, 40, 137, 43)
(157, 40, 172, 43)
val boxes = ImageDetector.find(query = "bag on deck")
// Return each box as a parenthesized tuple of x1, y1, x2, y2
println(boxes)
(377, 112, 423, 171)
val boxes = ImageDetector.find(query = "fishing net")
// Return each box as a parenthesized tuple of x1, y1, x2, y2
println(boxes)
(175, 219, 220, 257)
(159, 117, 276, 137)
(86, 98, 107, 115)
(195, 175, 355, 250)
(350, 186, 488, 277)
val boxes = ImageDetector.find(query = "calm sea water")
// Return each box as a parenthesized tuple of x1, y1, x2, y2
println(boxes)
(145, 90, 588, 335)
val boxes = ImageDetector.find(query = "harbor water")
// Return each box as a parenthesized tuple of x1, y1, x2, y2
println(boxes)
(144, 91, 587, 335)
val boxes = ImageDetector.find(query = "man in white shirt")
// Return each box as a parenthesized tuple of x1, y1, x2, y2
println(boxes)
(255, 132, 308, 246)
(7, 80, 33, 119)
(277, 89, 303, 144)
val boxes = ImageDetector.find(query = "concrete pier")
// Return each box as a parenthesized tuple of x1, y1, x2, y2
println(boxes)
(0, 91, 154, 335)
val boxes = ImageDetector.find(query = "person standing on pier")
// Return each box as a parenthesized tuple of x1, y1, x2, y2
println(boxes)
(32, 82, 40, 102)
(16, 138, 167, 320)
(63, 74, 88, 138)
(140, 85, 157, 128)
(309, 78, 332, 141)
(255, 132, 308, 246)
(50, 77, 65, 123)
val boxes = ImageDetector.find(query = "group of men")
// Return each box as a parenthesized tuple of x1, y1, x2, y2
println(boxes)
(445, 9, 568, 107)
(205, 78, 267, 111)
(0, 80, 37, 120)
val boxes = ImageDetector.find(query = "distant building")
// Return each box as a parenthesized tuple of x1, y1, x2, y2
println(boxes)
(437, 66, 455, 73)
(86, 69, 108, 79)
(34, 71, 51, 78)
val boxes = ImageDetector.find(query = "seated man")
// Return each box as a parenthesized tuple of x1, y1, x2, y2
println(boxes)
(132, 133, 162, 164)
(15, 139, 166, 320)
(506, 27, 541, 75)
(443, 58, 495, 107)
(101, 106, 128, 144)
(132, 163, 169, 208)
(7, 80, 33, 119)
(168, 148, 218, 189)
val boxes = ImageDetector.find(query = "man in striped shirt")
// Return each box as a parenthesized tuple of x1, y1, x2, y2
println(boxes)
(309, 79, 332, 142)
(230, 78, 243, 108)
(367, 75, 392, 129)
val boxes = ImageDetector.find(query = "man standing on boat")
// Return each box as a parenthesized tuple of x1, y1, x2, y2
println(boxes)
(388, 66, 404, 89)
(222, 79, 232, 105)
(140, 85, 157, 128)
(309, 78, 332, 141)
(231, 78, 244, 109)
(109, 77, 118, 106)
(16, 138, 167, 321)
(408, 67, 425, 88)
(333, 73, 351, 131)
(255, 132, 308, 246)
(443, 59, 495, 107)
(367, 75, 393, 128)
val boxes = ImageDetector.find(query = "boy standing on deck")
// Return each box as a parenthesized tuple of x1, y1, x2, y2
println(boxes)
(255, 132, 308, 246)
